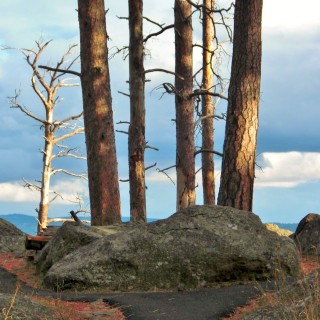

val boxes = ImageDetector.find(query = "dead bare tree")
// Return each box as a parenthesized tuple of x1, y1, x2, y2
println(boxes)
(8, 40, 86, 234)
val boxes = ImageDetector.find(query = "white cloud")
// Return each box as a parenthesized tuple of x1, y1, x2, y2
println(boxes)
(0, 178, 88, 204)
(52, 179, 89, 202)
(263, 0, 320, 30)
(147, 169, 176, 184)
(0, 182, 39, 202)
(256, 152, 320, 188)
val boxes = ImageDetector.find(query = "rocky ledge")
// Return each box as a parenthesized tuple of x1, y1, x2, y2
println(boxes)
(37, 205, 300, 291)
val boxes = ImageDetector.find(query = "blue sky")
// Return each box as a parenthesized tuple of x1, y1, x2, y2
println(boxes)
(0, 0, 319, 223)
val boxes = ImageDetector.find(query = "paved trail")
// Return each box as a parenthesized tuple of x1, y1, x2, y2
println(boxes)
(0, 267, 266, 319)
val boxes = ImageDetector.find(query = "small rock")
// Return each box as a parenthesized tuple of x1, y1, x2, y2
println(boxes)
(265, 224, 293, 237)
(291, 213, 320, 255)
(0, 218, 25, 254)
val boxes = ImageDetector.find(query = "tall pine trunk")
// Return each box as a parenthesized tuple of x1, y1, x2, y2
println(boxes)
(128, 0, 146, 222)
(174, 0, 196, 210)
(217, 0, 263, 211)
(78, 0, 121, 225)
(201, 0, 215, 205)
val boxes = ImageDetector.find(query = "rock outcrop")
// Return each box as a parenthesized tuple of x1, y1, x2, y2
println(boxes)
(291, 213, 320, 255)
(36, 221, 135, 273)
(0, 218, 25, 254)
(265, 224, 293, 237)
(42, 205, 300, 291)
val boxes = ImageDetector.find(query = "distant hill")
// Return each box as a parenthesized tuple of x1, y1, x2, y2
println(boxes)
(0, 213, 37, 235)
(0, 214, 157, 235)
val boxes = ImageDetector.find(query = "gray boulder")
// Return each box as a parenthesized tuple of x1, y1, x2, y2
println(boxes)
(43, 205, 300, 291)
(36, 221, 133, 273)
(292, 213, 320, 255)
(0, 218, 25, 254)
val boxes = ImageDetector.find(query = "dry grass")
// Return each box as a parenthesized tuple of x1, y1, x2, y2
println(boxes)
(1, 282, 21, 320)
(225, 255, 320, 319)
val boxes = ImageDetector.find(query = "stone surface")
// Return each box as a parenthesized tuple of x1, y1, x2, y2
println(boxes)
(265, 224, 293, 237)
(291, 213, 320, 255)
(36, 221, 132, 273)
(0, 218, 25, 254)
(43, 205, 300, 291)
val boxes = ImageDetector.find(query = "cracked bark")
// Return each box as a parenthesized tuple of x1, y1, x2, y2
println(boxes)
(201, 0, 216, 205)
(217, 0, 263, 211)
(128, 0, 146, 222)
(78, 0, 121, 225)
(174, 0, 196, 210)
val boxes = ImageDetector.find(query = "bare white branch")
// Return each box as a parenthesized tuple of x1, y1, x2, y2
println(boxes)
(51, 169, 88, 180)
(54, 127, 84, 144)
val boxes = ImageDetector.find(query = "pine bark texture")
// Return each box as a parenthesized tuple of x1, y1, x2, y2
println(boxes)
(217, 0, 263, 211)
(174, 0, 196, 210)
(128, 0, 146, 222)
(78, 0, 121, 225)
(201, 0, 215, 205)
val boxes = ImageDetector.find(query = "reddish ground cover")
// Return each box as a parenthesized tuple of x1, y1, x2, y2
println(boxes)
(31, 296, 124, 320)
(0, 252, 40, 287)
(0, 253, 125, 319)
(1, 251, 319, 320)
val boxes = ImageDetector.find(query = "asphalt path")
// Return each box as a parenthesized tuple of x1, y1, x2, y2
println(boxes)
(103, 285, 263, 320)
(0, 267, 266, 320)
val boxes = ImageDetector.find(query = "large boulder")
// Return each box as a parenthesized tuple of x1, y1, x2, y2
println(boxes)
(36, 221, 134, 273)
(43, 205, 300, 291)
(0, 218, 25, 254)
(291, 213, 320, 255)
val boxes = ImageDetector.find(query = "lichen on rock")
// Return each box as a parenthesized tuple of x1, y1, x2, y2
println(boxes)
(41, 205, 300, 291)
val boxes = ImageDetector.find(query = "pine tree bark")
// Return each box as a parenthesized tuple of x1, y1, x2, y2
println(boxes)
(78, 0, 121, 225)
(217, 0, 263, 211)
(201, 0, 215, 205)
(128, 0, 146, 222)
(174, 0, 196, 210)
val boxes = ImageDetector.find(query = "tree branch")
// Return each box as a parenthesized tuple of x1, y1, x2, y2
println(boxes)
(118, 91, 130, 97)
(156, 165, 176, 185)
(194, 149, 223, 157)
(145, 162, 157, 171)
(51, 169, 88, 180)
(189, 89, 228, 100)
(194, 113, 226, 128)
(54, 127, 84, 144)
(38, 65, 81, 77)
(52, 111, 84, 131)
(145, 68, 184, 80)
(9, 92, 48, 125)
(22, 178, 41, 192)
(144, 24, 174, 43)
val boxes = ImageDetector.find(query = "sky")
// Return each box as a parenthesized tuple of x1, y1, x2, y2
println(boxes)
(0, 0, 319, 223)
